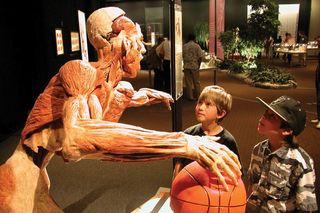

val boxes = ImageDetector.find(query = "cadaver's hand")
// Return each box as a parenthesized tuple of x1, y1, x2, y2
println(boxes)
(184, 134, 242, 191)
(102, 81, 134, 122)
(114, 81, 135, 98)
(129, 88, 174, 110)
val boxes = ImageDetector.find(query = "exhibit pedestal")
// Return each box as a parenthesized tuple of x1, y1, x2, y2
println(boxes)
(132, 187, 173, 213)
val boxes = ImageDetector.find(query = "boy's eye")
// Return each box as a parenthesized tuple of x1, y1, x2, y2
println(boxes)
(206, 101, 215, 106)
(198, 100, 215, 107)
(263, 110, 278, 121)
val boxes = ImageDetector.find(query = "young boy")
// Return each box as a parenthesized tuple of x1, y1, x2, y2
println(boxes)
(247, 95, 318, 212)
(173, 85, 241, 178)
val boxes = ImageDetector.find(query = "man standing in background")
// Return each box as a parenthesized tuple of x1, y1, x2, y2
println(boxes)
(156, 37, 171, 93)
(182, 33, 205, 101)
(148, 37, 165, 91)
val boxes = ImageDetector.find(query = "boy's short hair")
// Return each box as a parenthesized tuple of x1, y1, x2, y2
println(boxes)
(198, 85, 232, 122)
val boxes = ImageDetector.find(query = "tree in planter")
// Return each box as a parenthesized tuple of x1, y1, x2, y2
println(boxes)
(246, 0, 280, 43)
(219, 27, 260, 65)
(220, 1, 280, 65)
(217, 0, 295, 87)
(245, 0, 280, 60)
(218, 29, 238, 59)
(238, 39, 262, 63)
(219, 0, 279, 62)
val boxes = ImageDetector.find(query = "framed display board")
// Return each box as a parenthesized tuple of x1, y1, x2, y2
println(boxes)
(55, 28, 64, 55)
(70, 31, 80, 52)
(174, 1, 183, 100)
(78, 10, 89, 62)
(171, 0, 183, 132)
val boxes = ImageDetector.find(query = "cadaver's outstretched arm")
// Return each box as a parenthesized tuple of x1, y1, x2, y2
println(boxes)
(60, 94, 241, 191)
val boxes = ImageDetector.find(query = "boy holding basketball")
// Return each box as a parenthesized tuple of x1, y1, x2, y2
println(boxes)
(247, 96, 318, 212)
(173, 85, 241, 178)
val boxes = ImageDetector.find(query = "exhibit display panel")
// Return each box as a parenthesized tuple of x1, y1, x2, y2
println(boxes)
(174, 3, 183, 100)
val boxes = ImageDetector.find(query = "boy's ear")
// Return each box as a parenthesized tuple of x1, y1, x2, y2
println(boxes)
(217, 110, 227, 119)
(282, 129, 293, 136)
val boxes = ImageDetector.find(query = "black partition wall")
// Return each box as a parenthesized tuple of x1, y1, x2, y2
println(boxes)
(0, 0, 101, 137)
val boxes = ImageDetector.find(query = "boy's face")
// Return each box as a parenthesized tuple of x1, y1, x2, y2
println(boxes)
(257, 109, 284, 137)
(195, 99, 224, 124)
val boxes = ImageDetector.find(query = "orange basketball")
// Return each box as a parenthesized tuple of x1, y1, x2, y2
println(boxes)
(170, 161, 246, 213)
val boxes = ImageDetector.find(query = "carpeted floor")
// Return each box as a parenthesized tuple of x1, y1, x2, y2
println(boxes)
(0, 55, 319, 212)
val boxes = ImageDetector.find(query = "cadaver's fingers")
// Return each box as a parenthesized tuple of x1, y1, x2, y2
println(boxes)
(221, 151, 242, 178)
(203, 137, 241, 175)
(205, 147, 239, 186)
(197, 148, 229, 191)
(219, 145, 242, 169)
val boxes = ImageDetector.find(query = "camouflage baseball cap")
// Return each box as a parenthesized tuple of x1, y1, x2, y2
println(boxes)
(256, 95, 306, 136)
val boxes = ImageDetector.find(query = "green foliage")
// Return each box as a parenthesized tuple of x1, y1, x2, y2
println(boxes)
(230, 61, 245, 73)
(218, 30, 237, 57)
(219, 29, 263, 61)
(218, 0, 280, 62)
(217, 59, 295, 85)
(238, 39, 263, 60)
(241, 60, 257, 70)
(194, 22, 209, 50)
(248, 64, 295, 84)
(216, 59, 233, 70)
(215, 0, 292, 86)
(247, 0, 280, 42)
(216, 59, 246, 74)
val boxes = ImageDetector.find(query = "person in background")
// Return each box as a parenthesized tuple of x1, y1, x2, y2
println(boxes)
(148, 37, 165, 91)
(298, 31, 308, 44)
(182, 33, 205, 101)
(276, 35, 282, 44)
(247, 95, 318, 212)
(311, 52, 320, 129)
(263, 36, 274, 59)
(173, 85, 241, 178)
(156, 37, 171, 93)
(297, 31, 308, 66)
(273, 35, 282, 58)
(282, 33, 295, 64)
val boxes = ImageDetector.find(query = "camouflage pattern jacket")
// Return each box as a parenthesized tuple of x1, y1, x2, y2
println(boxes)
(247, 140, 318, 212)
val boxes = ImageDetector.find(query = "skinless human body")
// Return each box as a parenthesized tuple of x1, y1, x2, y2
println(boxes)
(0, 7, 241, 212)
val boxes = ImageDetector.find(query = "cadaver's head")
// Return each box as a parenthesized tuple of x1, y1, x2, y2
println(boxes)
(87, 7, 125, 50)
(87, 7, 146, 78)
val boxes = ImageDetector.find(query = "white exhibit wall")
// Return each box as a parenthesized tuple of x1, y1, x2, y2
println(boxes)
(278, 4, 300, 41)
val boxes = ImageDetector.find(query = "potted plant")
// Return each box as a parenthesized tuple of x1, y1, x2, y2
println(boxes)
(194, 22, 209, 51)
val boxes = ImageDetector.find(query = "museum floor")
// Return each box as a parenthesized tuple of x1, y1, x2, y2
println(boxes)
(0, 56, 319, 212)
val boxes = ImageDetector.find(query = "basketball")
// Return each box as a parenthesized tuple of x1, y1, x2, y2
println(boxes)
(170, 161, 246, 213)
